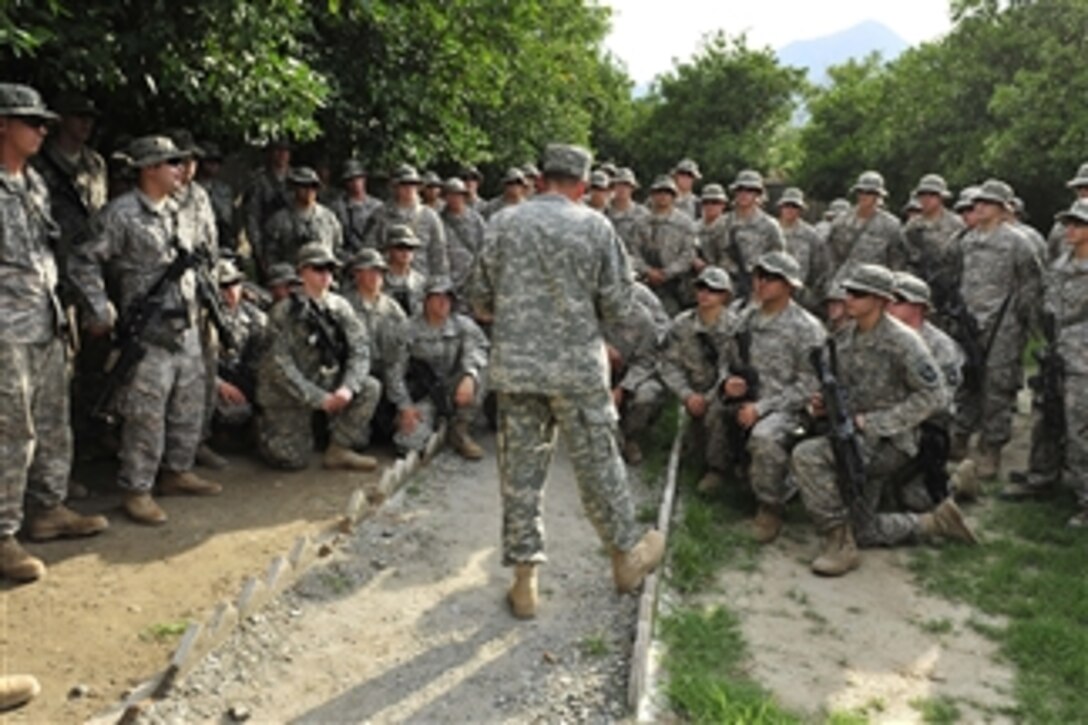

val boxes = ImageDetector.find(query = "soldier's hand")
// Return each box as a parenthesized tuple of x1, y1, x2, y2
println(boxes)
(810, 392, 826, 417)
(737, 402, 759, 429)
(854, 413, 866, 430)
(323, 386, 354, 414)
(606, 344, 623, 370)
(646, 268, 666, 287)
(398, 406, 422, 434)
(685, 393, 707, 418)
(612, 386, 625, 409)
(217, 381, 247, 405)
(454, 375, 476, 407)
(723, 376, 747, 399)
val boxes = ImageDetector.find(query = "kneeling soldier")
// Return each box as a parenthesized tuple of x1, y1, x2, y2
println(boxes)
(212, 259, 268, 443)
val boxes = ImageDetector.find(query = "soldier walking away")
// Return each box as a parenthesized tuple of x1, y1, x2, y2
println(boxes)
(0, 84, 107, 583)
(468, 143, 664, 620)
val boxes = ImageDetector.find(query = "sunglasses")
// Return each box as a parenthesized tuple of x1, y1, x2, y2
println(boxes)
(844, 288, 874, 299)
(13, 116, 50, 129)
(753, 269, 786, 283)
(162, 157, 187, 167)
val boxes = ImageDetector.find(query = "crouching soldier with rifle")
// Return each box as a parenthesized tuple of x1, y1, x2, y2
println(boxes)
(719, 252, 825, 543)
(210, 259, 267, 446)
(1002, 199, 1088, 527)
(790, 264, 977, 577)
(256, 243, 382, 488)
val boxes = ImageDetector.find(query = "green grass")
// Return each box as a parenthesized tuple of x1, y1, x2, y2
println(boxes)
(580, 631, 610, 657)
(638, 401, 680, 487)
(910, 494, 1088, 723)
(910, 695, 962, 724)
(825, 710, 870, 725)
(660, 607, 799, 724)
(916, 617, 955, 636)
(139, 619, 190, 643)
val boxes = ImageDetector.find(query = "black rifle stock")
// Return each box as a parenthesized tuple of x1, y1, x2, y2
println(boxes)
(810, 340, 867, 517)
(720, 328, 760, 466)
(1030, 311, 1065, 445)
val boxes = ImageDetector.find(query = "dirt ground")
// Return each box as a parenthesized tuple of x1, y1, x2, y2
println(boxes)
(0, 451, 389, 724)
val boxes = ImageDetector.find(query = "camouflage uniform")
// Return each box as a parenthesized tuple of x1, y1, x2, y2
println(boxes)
(713, 208, 786, 280)
(31, 137, 108, 249)
(629, 208, 698, 314)
(244, 168, 290, 269)
(215, 298, 267, 426)
(199, 177, 236, 252)
(467, 162, 642, 565)
(384, 267, 426, 318)
(262, 202, 342, 269)
(780, 219, 830, 312)
(902, 208, 964, 286)
(331, 195, 382, 256)
(603, 290, 666, 444)
(697, 215, 728, 268)
(364, 201, 449, 278)
(606, 201, 650, 253)
(725, 301, 825, 505)
(343, 288, 410, 412)
(792, 314, 943, 546)
(827, 208, 906, 283)
(633, 280, 670, 343)
(0, 165, 72, 535)
(255, 291, 381, 469)
(440, 204, 486, 293)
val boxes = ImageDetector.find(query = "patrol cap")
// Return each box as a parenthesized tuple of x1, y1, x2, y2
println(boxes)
(0, 83, 58, 121)
(590, 170, 611, 190)
(913, 173, 951, 198)
(167, 128, 202, 158)
(1066, 162, 1088, 189)
(842, 263, 896, 301)
(754, 251, 804, 288)
(52, 91, 100, 118)
(650, 175, 678, 195)
(384, 223, 422, 249)
(341, 159, 368, 181)
(729, 169, 764, 192)
(1056, 198, 1088, 225)
(200, 141, 223, 162)
(694, 266, 733, 294)
(266, 263, 301, 287)
(391, 163, 423, 185)
(287, 166, 322, 187)
(673, 158, 702, 180)
(892, 271, 932, 308)
(443, 177, 468, 195)
(521, 162, 541, 179)
(972, 178, 1014, 207)
(502, 167, 527, 186)
(541, 143, 593, 181)
(215, 259, 245, 286)
(776, 186, 807, 209)
(346, 247, 388, 272)
(850, 170, 887, 197)
(126, 136, 187, 168)
(611, 167, 639, 188)
(828, 198, 850, 216)
(425, 275, 455, 296)
(700, 183, 728, 203)
(296, 242, 340, 269)
(422, 170, 443, 188)
(954, 185, 980, 211)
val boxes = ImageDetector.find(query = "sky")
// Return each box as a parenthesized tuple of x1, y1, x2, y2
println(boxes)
(603, 0, 954, 86)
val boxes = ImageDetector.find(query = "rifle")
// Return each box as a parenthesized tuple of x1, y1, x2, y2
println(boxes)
(1029, 311, 1065, 446)
(810, 339, 867, 518)
(406, 357, 453, 419)
(951, 290, 1013, 394)
(292, 293, 349, 385)
(190, 242, 238, 352)
(725, 225, 751, 305)
(720, 328, 760, 466)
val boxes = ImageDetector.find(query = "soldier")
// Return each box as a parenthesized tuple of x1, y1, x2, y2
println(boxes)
(383, 224, 427, 317)
(482, 167, 529, 220)
(1007, 195, 1048, 266)
(262, 166, 343, 269)
(605, 167, 649, 252)
(468, 143, 664, 619)
(672, 158, 702, 219)
(460, 163, 486, 213)
(256, 243, 383, 480)
(1002, 199, 1088, 526)
(265, 262, 300, 304)
(954, 185, 980, 226)
(790, 264, 976, 577)
(364, 164, 449, 277)
(827, 171, 906, 283)
(719, 252, 825, 542)
(712, 170, 786, 302)
(776, 187, 829, 312)
(195, 142, 238, 253)
(948, 179, 1042, 477)
(815, 198, 850, 243)
(659, 267, 737, 493)
(630, 175, 698, 314)
(521, 162, 541, 196)
(693, 183, 728, 274)
(902, 174, 964, 288)
(1045, 162, 1088, 263)
(440, 177, 486, 295)
(71, 135, 223, 525)
(211, 259, 267, 444)
(421, 171, 444, 211)
(0, 84, 108, 582)
(399, 277, 489, 459)
(330, 159, 382, 256)
(824, 284, 850, 333)
(586, 170, 611, 212)
(243, 139, 291, 277)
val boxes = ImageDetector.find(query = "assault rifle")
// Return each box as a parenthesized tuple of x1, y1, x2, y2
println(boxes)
(725, 226, 751, 305)
(951, 291, 1013, 394)
(721, 328, 760, 466)
(293, 293, 348, 385)
(190, 243, 238, 352)
(1029, 311, 1065, 445)
(810, 339, 867, 517)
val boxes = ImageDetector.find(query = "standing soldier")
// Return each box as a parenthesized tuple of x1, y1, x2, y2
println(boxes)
(605, 167, 649, 252)
(70, 135, 223, 525)
(672, 158, 702, 219)
(331, 159, 382, 257)
(630, 175, 698, 314)
(439, 177, 486, 295)
(482, 167, 529, 220)
(827, 171, 906, 283)
(244, 139, 291, 278)
(460, 164, 486, 214)
(659, 267, 737, 493)
(948, 180, 1042, 476)
(421, 171, 444, 211)
(521, 163, 541, 197)
(256, 243, 382, 479)
(365, 164, 449, 278)
(902, 174, 964, 290)
(1046, 162, 1088, 263)
(0, 84, 107, 582)
(815, 198, 850, 243)
(1007, 196, 1048, 266)
(715, 170, 786, 302)
(776, 187, 829, 312)
(693, 183, 728, 274)
(383, 224, 427, 317)
(195, 142, 238, 253)
(468, 143, 664, 619)
(262, 166, 343, 269)
(586, 170, 611, 212)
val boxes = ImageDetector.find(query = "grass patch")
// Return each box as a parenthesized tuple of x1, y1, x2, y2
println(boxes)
(825, 710, 870, 725)
(910, 494, 1088, 722)
(319, 570, 352, 595)
(140, 620, 190, 643)
(660, 607, 799, 724)
(580, 631, 610, 657)
(910, 695, 961, 724)
(916, 617, 955, 636)
(638, 401, 680, 486)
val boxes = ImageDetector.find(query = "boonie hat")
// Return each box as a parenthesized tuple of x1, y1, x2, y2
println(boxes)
(0, 83, 58, 121)
(754, 251, 804, 288)
(384, 224, 422, 249)
(296, 242, 340, 269)
(729, 169, 764, 192)
(347, 248, 388, 272)
(700, 183, 728, 203)
(694, 266, 733, 294)
(842, 263, 896, 301)
(850, 170, 887, 197)
(892, 272, 932, 308)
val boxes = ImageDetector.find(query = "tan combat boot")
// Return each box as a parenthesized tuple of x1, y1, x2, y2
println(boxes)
(123, 493, 168, 525)
(450, 421, 484, 460)
(612, 530, 665, 594)
(28, 504, 109, 541)
(0, 537, 46, 583)
(696, 470, 724, 494)
(811, 524, 860, 576)
(920, 498, 979, 544)
(974, 444, 1001, 480)
(159, 470, 223, 496)
(950, 459, 981, 502)
(507, 563, 538, 619)
(0, 674, 40, 711)
(323, 444, 379, 471)
(751, 503, 784, 544)
(195, 443, 229, 470)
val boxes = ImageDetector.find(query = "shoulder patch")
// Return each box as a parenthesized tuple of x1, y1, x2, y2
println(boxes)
(916, 358, 940, 386)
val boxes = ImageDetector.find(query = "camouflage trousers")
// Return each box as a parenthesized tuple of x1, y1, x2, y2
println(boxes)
(395, 373, 486, 453)
(953, 332, 1023, 448)
(747, 412, 800, 506)
(619, 378, 666, 441)
(687, 396, 731, 474)
(0, 339, 72, 536)
(791, 435, 920, 547)
(118, 328, 205, 493)
(496, 389, 640, 566)
(1027, 372, 1088, 504)
(257, 376, 381, 470)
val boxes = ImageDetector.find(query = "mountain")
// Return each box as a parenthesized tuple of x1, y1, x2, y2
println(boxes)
(777, 20, 910, 85)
